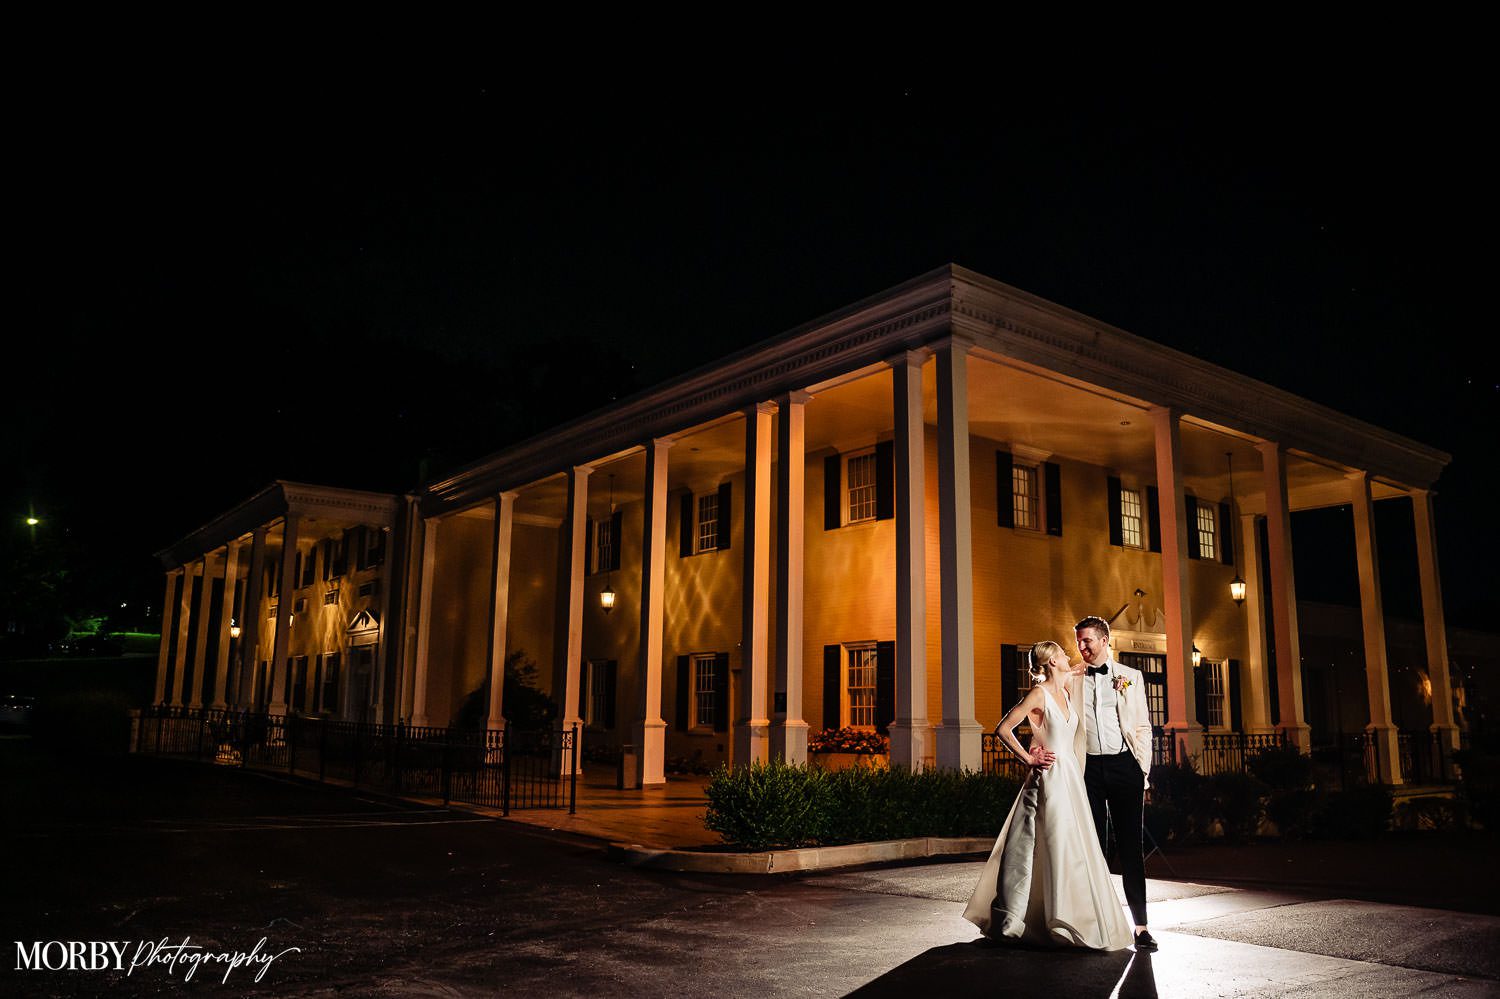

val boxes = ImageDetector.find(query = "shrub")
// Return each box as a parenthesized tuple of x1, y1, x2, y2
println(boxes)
(1394, 795, 1468, 832)
(703, 760, 1020, 850)
(808, 727, 889, 754)
(1246, 743, 1316, 791)
(1454, 749, 1500, 831)
(1145, 761, 1207, 842)
(1265, 788, 1319, 838)
(1207, 771, 1267, 842)
(30, 689, 134, 756)
(1308, 787, 1393, 840)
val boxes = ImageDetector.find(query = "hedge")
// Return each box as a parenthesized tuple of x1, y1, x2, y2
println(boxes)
(704, 761, 1021, 850)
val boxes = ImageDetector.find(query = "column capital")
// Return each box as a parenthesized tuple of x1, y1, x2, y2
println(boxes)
(640, 435, 677, 452)
(1255, 439, 1287, 457)
(928, 332, 975, 354)
(1148, 403, 1182, 422)
(885, 347, 931, 368)
(571, 462, 595, 476)
(497, 488, 520, 502)
(745, 400, 777, 418)
(776, 389, 813, 407)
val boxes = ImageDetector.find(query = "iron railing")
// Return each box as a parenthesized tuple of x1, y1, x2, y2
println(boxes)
(136, 706, 579, 814)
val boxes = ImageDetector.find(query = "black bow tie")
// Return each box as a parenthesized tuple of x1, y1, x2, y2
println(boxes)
(1086, 665, 1109, 676)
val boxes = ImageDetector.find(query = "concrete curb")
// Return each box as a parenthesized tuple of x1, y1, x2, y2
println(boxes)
(607, 836, 993, 874)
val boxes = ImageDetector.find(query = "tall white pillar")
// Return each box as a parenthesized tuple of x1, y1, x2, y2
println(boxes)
(188, 555, 216, 709)
(211, 541, 241, 709)
(736, 402, 774, 768)
(1152, 406, 1200, 761)
(557, 465, 591, 772)
(1240, 513, 1274, 733)
(372, 523, 397, 725)
(237, 527, 267, 708)
(934, 337, 980, 771)
(1411, 488, 1459, 763)
(486, 492, 518, 733)
(1350, 471, 1402, 784)
(771, 395, 809, 764)
(154, 571, 178, 705)
(637, 440, 672, 784)
(171, 564, 194, 706)
(268, 517, 300, 716)
(410, 516, 438, 728)
(889, 350, 930, 770)
(1258, 442, 1310, 750)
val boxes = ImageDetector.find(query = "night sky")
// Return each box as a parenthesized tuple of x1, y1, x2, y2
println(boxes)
(7, 68, 1495, 636)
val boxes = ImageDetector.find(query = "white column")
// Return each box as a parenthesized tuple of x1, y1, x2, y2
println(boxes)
(211, 541, 241, 709)
(1240, 513, 1274, 733)
(934, 337, 980, 771)
(171, 564, 194, 706)
(154, 571, 178, 704)
(1257, 442, 1310, 750)
(410, 516, 438, 728)
(1411, 488, 1459, 763)
(889, 349, 930, 770)
(1350, 471, 1402, 784)
(268, 515, 301, 716)
(736, 402, 774, 768)
(188, 555, 216, 709)
(558, 465, 591, 772)
(772, 393, 809, 764)
(486, 493, 518, 733)
(1152, 406, 1200, 761)
(637, 440, 672, 784)
(237, 527, 267, 708)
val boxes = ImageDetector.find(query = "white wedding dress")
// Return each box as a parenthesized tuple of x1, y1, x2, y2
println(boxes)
(962, 685, 1134, 950)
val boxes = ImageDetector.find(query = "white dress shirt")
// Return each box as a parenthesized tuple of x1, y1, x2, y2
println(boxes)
(1085, 659, 1125, 756)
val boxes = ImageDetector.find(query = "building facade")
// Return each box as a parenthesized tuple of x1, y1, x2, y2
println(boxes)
(154, 266, 1460, 785)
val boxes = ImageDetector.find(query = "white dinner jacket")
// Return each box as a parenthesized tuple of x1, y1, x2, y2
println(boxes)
(1069, 659, 1153, 789)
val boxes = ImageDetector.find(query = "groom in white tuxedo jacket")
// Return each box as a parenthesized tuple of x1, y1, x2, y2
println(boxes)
(1069, 614, 1158, 951)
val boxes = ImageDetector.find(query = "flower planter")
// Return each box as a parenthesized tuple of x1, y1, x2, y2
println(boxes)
(809, 751, 888, 772)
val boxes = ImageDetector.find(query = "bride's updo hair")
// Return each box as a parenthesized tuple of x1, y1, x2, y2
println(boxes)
(1029, 641, 1063, 684)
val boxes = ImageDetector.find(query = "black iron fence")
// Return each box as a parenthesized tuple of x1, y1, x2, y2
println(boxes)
(1320, 728, 1457, 790)
(136, 705, 578, 814)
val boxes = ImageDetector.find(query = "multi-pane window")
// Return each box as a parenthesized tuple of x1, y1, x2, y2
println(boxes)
(588, 660, 609, 727)
(1196, 503, 1217, 561)
(290, 656, 309, 712)
(1012, 465, 1040, 530)
(1120, 652, 1168, 733)
(697, 493, 719, 552)
(318, 652, 341, 714)
(1014, 643, 1037, 699)
(846, 646, 878, 729)
(846, 450, 878, 523)
(324, 587, 339, 605)
(1204, 659, 1226, 728)
(1120, 488, 1144, 548)
(596, 518, 614, 573)
(692, 655, 716, 730)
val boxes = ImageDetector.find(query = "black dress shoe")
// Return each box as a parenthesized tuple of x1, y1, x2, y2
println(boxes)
(1134, 930, 1159, 951)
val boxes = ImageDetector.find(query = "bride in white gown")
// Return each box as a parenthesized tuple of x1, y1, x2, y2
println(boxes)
(962, 641, 1134, 950)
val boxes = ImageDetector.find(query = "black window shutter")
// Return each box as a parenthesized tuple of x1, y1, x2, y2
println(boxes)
(1106, 477, 1123, 547)
(1147, 487, 1163, 553)
(1193, 663, 1208, 726)
(585, 517, 595, 575)
(371, 529, 385, 566)
(717, 482, 732, 551)
(875, 440, 895, 521)
(293, 550, 302, 587)
(875, 641, 895, 734)
(679, 493, 694, 557)
(823, 644, 841, 730)
(675, 655, 690, 730)
(1227, 659, 1243, 732)
(313, 654, 325, 712)
(355, 526, 369, 571)
(322, 539, 332, 580)
(610, 510, 623, 570)
(604, 660, 617, 729)
(996, 451, 1014, 528)
(1044, 462, 1062, 537)
(1219, 502, 1234, 565)
(1186, 496, 1201, 560)
(712, 653, 729, 733)
(824, 455, 841, 531)
(1001, 643, 1018, 711)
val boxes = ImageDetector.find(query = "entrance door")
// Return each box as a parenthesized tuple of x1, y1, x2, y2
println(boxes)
(350, 646, 375, 724)
(1118, 652, 1168, 735)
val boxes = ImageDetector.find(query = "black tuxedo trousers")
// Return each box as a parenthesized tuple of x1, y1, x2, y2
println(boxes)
(1084, 749, 1148, 926)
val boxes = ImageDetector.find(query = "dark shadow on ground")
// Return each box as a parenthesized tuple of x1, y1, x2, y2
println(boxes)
(847, 940, 1154, 998)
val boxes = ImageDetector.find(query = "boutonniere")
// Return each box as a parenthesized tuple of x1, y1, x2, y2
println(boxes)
(1112, 674, 1132, 693)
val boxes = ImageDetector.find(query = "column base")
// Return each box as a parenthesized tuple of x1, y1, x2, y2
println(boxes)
(771, 718, 809, 765)
(1431, 723, 1461, 780)
(554, 716, 584, 776)
(635, 718, 668, 785)
(1366, 722, 1403, 785)
(934, 719, 983, 772)
(887, 719, 931, 771)
(268, 702, 287, 717)
(1277, 722, 1313, 753)
(733, 718, 771, 769)
(410, 714, 429, 728)
(210, 700, 227, 711)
